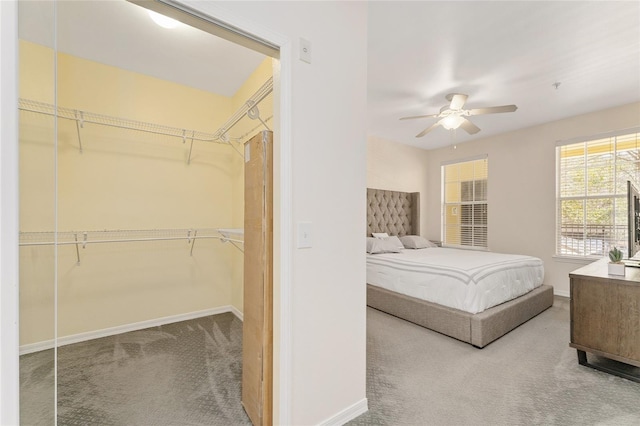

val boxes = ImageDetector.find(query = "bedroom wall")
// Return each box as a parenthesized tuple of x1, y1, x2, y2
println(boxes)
(367, 135, 431, 238)
(425, 102, 640, 297)
(18, 39, 259, 345)
(187, 1, 369, 425)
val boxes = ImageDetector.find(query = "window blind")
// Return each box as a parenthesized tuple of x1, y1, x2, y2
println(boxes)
(556, 131, 640, 257)
(442, 157, 488, 249)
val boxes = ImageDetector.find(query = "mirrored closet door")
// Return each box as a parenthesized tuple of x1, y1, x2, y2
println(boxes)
(18, 0, 57, 423)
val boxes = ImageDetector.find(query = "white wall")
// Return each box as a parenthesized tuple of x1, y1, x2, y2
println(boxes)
(367, 135, 431, 237)
(184, 2, 369, 425)
(425, 102, 640, 297)
(0, 1, 20, 423)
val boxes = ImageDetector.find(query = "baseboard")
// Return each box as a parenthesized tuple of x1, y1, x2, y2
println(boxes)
(20, 306, 239, 355)
(318, 398, 368, 426)
(229, 305, 244, 321)
(554, 289, 570, 298)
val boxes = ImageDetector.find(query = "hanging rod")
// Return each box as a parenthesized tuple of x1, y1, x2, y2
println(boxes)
(19, 228, 244, 263)
(212, 77, 273, 141)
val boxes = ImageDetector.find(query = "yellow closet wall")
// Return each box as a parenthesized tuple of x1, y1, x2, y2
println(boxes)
(18, 40, 271, 346)
(19, 41, 57, 347)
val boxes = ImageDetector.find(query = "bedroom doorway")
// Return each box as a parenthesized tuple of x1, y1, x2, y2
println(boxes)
(16, 1, 278, 424)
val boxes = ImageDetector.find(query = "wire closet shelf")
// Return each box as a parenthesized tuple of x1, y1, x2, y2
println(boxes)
(19, 228, 244, 263)
(17, 76, 273, 162)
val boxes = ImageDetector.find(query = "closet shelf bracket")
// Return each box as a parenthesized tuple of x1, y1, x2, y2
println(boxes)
(75, 110, 84, 153)
(74, 232, 81, 264)
(217, 228, 244, 253)
(212, 77, 273, 146)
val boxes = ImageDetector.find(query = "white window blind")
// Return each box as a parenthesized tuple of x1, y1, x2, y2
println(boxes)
(442, 157, 488, 249)
(556, 131, 640, 257)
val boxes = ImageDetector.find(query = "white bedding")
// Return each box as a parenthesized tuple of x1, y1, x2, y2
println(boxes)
(366, 247, 544, 314)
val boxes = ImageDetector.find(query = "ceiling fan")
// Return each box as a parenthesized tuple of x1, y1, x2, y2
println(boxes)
(400, 93, 517, 138)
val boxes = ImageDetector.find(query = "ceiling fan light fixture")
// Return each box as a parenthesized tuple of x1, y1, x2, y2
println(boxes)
(441, 114, 465, 130)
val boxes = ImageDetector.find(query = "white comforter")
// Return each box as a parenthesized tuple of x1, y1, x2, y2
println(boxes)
(366, 247, 544, 314)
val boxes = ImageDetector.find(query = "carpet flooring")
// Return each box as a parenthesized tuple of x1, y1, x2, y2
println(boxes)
(20, 299, 640, 425)
(349, 297, 640, 425)
(20, 312, 251, 426)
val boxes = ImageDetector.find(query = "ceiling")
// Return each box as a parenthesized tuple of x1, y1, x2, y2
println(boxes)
(17, 1, 640, 150)
(17, 0, 266, 98)
(368, 1, 640, 149)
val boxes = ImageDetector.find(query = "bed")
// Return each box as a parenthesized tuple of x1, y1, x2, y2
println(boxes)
(366, 188, 554, 348)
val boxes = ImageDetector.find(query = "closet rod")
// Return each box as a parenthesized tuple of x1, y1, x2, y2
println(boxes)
(212, 77, 273, 140)
(17, 98, 228, 145)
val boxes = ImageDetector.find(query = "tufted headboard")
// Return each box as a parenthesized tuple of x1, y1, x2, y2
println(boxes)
(367, 188, 420, 237)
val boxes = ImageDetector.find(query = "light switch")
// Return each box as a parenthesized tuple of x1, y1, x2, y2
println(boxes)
(298, 222, 312, 248)
(299, 38, 311, 64)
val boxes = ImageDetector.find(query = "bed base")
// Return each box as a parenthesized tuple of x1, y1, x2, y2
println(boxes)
(367, 284, 554, 348)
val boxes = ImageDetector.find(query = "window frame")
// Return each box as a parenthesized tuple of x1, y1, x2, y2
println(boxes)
(555, 128, 640, 259)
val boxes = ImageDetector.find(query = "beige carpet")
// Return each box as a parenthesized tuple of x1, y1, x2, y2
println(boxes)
(350, 297, 640, 425)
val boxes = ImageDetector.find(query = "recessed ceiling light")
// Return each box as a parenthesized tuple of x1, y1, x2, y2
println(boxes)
(148, 10, 180, 29)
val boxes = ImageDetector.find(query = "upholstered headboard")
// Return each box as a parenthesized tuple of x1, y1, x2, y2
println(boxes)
(367, 188, 420, 237)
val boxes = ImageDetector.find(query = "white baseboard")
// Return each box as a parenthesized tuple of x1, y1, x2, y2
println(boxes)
(20, 306, 242, 355)
(318, 398, 368, 426)
(554, 289, 570, 298)
(229, 305, 244, 321)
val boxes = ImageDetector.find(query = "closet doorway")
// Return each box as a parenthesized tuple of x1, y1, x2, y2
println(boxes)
(17, 1, 276, 424)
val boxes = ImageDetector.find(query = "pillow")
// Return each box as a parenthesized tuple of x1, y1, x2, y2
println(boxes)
(371, 232, 389, 239)
(400, 235, 437, 249)
(366, 237, 402, 254)
(385, 235, 405, 250)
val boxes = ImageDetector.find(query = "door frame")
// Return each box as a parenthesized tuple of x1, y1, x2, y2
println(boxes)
(0, 1, 294, 424)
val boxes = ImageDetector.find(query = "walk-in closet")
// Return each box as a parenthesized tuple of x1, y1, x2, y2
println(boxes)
(18, 1, 274, 424)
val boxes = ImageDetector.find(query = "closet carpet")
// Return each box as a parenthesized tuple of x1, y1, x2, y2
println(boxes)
(20, 313, 251, 425)
(349, 298, 640, 426)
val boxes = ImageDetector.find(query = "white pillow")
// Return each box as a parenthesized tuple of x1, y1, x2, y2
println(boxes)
(372, 232, 389, 239)
(366, 237, 402, 254)
(399, 235, 436, 249)
(385, 235, 405, 250)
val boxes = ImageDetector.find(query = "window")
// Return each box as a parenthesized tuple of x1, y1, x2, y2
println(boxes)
(442, 157, 488, 249)
(556, 131, 640, 257)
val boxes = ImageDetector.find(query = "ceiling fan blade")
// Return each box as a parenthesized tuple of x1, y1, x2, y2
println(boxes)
(468, 105, 517, 115)
(400, 113, 439, 120)
(446, 93, 468, 110)
(416, 122, 440, 138)
(459, 118, 481, 135)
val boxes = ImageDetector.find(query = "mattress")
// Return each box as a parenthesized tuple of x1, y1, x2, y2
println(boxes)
(366, 247, 544, 314)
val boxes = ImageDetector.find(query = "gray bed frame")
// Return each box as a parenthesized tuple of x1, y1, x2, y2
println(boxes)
(366, 188, 554, 348)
